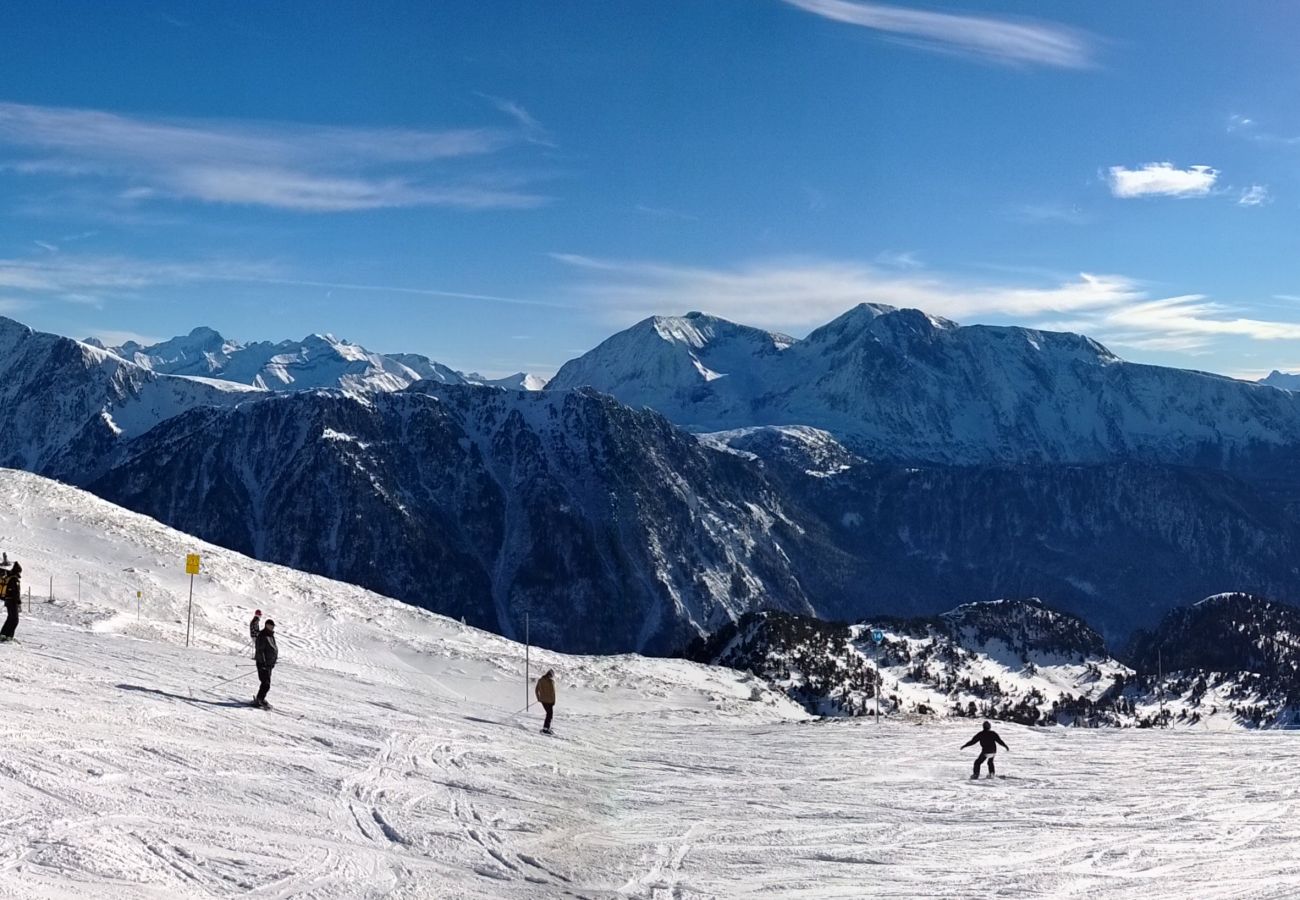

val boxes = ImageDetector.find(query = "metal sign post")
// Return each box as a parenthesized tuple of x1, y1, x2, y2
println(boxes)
(184, 554, 201, 647)
(871, 628, 884, 723)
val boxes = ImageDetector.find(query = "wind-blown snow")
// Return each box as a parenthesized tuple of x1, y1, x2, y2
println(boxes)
(2, 468, 1299, 898)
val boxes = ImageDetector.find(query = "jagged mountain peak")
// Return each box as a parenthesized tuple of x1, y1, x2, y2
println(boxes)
(1261, 370, 1300, 391)
(86, 323, 543, 395)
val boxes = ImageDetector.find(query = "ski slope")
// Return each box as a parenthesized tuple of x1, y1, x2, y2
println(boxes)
(3, 470, 1300, 898)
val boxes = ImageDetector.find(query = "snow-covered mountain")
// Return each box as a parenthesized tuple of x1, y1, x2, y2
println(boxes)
(94, 327, 547, 394)
(1261, 370, 1300, 391)
(697, 599, 1132, 725)
(548, 312, 792, 418)
(8, 313, 1300, 653)
(701, 595, 1300, 728)
(0, 316, 257, 480)
(551, 305, 1300, 466)
(87, 384, 819, 654)
(462, 370, 550, 391)
(94, 327, 468, 393)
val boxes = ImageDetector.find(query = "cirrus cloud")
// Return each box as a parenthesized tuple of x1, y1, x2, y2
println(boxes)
(0, 101, 551, 213)
(781, 0, 1097, 69)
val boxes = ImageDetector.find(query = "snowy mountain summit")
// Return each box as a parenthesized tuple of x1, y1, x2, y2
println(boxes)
(92, 327, 546, 395)
(552, 304, 1300, 465)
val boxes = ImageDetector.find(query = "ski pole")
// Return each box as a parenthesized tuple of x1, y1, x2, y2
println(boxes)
(199, 670, 255, 694)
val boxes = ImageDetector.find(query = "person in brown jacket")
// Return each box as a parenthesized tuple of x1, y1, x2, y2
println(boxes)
(535, 670, 556, 734)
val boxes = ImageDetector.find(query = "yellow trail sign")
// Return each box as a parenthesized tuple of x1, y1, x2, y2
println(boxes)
(185, 554, 201, 575)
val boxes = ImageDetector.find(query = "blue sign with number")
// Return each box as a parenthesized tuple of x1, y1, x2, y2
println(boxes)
(871, 628, 884, 643)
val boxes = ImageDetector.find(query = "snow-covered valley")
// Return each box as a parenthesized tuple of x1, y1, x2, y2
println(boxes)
(3, 469, 1300, 898)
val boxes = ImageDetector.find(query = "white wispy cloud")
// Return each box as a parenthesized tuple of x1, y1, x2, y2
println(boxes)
(1097, 295, 1300, 342)
(635, 204, 699, 222)
(475, 93, 555, 147)
(0, 254, 558, 310)
(1225, 114, 1300, 146)
(551, 253, 1139, 328)
(1008, 203, 1092, 225)
(1239, 184, 1271, 207)
(0, 255, 278, 298)
(0, 101, 550, 213)
(1108, 163, 1218, 199)
(781, 0, 1095, 69)
(553, 253, 1300, 364)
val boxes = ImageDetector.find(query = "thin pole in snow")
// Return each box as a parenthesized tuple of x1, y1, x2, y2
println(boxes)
(48, 575, 52, 603)
(524, 611, 531, 712)
(77, 572, 81, 604)
(1158, 647, 1165, 729)
(185, 574, 195, 648)
(875, 643, 881, 724)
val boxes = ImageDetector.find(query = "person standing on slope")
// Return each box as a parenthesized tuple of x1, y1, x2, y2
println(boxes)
(962, 720, 1008, 779)
(249, 609, 261, 645)
(252, 619, 278, 709)
(0, 561, 22, 643)
(535, 669, 556, 734)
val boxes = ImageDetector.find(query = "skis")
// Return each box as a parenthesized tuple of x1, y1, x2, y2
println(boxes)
(249, 701, 303, 719)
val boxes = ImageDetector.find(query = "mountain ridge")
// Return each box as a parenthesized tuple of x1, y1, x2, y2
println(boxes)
(90, 325, 547, 395)
(551, 303, 1300, 467)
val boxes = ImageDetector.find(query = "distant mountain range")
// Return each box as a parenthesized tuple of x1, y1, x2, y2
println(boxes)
(86, 327, 548, 394)
(5, 307, 1300, 654)
(550, 305, 1300, 466)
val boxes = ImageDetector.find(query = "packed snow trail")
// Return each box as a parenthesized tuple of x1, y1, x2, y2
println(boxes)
(4, 471, 1300, 898)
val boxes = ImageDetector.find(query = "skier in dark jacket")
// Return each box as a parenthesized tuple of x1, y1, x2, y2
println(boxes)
(253, 619, 278, 708)
(0, 561, 22, 642)
(535, 670, 556, 734)
(962, 720, 1009, 779)
(249, 609, 261, 644)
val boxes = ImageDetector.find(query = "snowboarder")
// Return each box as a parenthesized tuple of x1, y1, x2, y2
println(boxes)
(962, 720, 1008, 779)
(0, 561, 22, 642)
(535, 669, 556, 734)
(249, 609, 261, 644)
(252, 618, 278, 708)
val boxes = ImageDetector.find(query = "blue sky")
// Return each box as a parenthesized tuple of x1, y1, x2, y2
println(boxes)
(2, 1, 1300, 378)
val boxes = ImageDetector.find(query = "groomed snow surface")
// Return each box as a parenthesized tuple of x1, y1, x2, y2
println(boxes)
(2, 470, 1299, 899)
